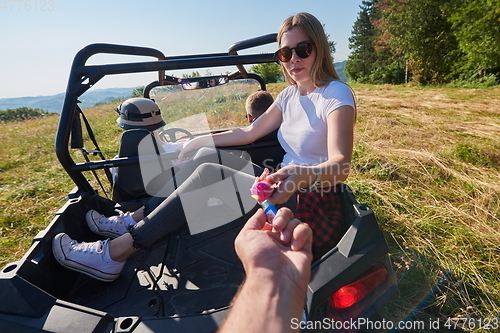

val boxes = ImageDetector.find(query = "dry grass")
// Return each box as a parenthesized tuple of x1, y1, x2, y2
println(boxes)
(0, 83, 499, 331)
(0, 114, 72, 261)
(151, 81, 262, 131)
(348, 84, 500, 331)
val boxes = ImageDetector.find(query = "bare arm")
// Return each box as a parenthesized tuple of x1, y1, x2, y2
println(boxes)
(218, 208, 312, 333)
(178, 102, 282, 160)
(267, 105, 356, 204)
(322, 104, 356, 184)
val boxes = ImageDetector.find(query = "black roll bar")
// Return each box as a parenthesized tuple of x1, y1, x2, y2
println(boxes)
(228, 33, 278, 77)
(56, 35, 277, 194)
(228, 33, 277, 54)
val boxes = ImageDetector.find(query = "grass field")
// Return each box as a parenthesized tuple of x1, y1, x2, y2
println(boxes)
(0, 83, 499, 332)
(348, 84, 500, 331)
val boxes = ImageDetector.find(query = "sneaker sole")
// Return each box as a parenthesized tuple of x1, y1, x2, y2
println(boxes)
(85, 210, 122, 239)
(52, 234, 121, 282)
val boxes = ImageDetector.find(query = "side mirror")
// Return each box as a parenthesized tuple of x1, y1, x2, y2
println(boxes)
(180, 75, 229, 90)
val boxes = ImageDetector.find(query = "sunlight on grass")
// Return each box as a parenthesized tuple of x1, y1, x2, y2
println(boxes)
(346, 84, 500, 331)
(151, 81, 260, 131)
(1, 83, 499, 332)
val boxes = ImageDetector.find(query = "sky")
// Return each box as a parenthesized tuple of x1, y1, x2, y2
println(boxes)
(0, 0, 364, 99)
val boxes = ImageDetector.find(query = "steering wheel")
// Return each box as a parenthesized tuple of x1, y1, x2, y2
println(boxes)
(160, 127, 194, 143)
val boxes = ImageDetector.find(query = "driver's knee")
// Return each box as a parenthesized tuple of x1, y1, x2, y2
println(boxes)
(192, 147, 257, 176)
(192, 147, 219, 163)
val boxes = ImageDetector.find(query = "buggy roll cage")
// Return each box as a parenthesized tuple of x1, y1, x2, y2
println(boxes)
(56, 33, 278, 195)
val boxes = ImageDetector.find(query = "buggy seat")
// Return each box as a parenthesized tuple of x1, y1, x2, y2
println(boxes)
(112, 129, 170, 202)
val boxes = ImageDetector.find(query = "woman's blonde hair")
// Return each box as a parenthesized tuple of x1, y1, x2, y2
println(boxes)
(277, 12, 340, 87)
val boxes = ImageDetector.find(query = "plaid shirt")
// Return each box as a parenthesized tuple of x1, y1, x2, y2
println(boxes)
(295, 184, 343, 260)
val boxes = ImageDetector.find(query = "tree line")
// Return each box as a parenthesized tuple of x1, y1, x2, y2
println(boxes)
(345, 0, 500, 85)
(0, 107, 57, 123)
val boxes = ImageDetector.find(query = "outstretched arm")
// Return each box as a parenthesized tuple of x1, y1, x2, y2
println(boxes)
(178, 103, 282, 160)
(266, 104, 356, 204)
(218, 208, 312, 333)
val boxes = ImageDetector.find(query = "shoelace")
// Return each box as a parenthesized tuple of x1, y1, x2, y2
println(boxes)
(70, 239, 106, 254)
(98, 209, 126, 225)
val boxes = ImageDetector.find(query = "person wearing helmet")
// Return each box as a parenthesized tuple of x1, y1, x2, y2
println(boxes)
(116, 97, 188, 154)
(116, 97, 165, 130)
(54, 11, 360, 282)
(111, 98, 166, 182)
(52, 95, 263, 282)
(116, 97, 166, 140)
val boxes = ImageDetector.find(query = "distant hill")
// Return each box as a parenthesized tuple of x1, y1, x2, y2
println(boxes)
(0, 65, 349, 113)
(335, 60, 348, 82)
(0, 87, 136, 113)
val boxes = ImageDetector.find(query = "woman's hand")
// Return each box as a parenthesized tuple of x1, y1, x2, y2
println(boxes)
(266, 165, 315, 204)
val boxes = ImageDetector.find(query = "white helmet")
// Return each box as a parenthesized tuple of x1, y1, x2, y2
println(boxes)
(116, 98, 165, 131)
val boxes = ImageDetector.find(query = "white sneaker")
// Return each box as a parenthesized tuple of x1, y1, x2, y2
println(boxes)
(86, 209, 135, 238)
(52, 233, 124, 282)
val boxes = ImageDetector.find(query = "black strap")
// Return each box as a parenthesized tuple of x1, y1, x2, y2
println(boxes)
(80, 148, 109, 199)
(77, 106, 113, 195)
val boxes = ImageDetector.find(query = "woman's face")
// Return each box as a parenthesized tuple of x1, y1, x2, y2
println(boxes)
(279, 27, 316, 91)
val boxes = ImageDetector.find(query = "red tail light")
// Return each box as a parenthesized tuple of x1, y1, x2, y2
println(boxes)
(331, 263, 388, 310)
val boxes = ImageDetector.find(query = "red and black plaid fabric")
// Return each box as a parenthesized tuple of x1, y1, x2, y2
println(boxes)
(295, 184, 343, 260)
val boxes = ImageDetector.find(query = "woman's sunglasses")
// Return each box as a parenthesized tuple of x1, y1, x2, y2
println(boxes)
(275, 41, 314, 63)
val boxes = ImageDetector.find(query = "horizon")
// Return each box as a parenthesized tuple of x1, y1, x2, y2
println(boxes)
(0, 60, 348, 100)
(0, 0, 363, 99)
(0, 86, 137, 100)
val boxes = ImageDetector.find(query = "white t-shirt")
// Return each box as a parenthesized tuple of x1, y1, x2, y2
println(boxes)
(276, 80, 355, 167)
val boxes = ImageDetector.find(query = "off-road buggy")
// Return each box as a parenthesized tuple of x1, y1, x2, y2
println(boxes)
(0, 33, 396, 332)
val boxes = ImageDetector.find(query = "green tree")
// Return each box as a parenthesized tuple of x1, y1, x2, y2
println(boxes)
(182, 71, 200, 78)
(323, 24, 337, 58)
(345, 0, 405, 84)
(0, 107, 55, 122)
(379, 0, 458, 84)
(445, 0, 500, 82)
(130, 86, 145, 98)
(345, 0, 378, 82)
(250, 63, 283, 84)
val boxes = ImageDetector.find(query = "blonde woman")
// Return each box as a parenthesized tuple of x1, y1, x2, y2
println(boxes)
(52, 12, 355, 281)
